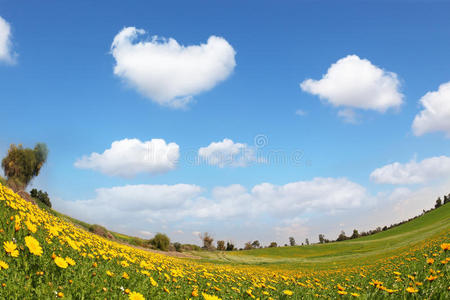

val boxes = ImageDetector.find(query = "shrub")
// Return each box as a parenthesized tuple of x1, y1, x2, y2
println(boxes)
(89, 224, 114, 240)
(149, 233, 170, 251)
(269, 242, 277, 248)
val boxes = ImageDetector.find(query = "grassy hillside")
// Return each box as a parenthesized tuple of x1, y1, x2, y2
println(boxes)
(0, 183, 448, 299)
(194, 204, 450, 269)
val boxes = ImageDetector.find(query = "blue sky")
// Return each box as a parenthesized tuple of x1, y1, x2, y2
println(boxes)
(1, 1, 450, 246)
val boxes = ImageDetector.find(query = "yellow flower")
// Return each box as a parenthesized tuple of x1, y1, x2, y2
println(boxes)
(25, 236, 43, 256)
(0, 260, 9, 270)
(406, 287, 418, 293)
(128, 291, 145, 300)
(440, 243, 449, 251)
(426, 258, 434, 265)
(25, 220, 37, 233)
(202, 293, 222, 300)
(426, 275, 438, 281)
(351, 292, 360, 297)
(54, 256, 68, 269)
(192, 289, 199, 297)
(338, 290, 348, 295)
(106, 270, 114, 277)
(150, 277, 158, 287)
(3, 241, 19, 257)
(122, 272, 129, 279)
(283, 290, 293, 296)
(65, 257, 76, 266)
(57, 292, 64, 298)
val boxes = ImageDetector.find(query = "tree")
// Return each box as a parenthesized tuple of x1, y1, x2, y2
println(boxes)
(435, 197, 442, 208)
(200, 232, 214, 250)
(251, 240, 260, 248)
(444, 194, 449, 204)
(1, 143, 48, 190)
(244, 242, 253, 250)
(289, 237, 296, 246)
(173, 242, 182, 252)
(336, 231, 347, 242)
(318, 234, 325, 244)
(269, 242, 277, 248)
(305, 238, 309, 245)
(351, 229, 359, 239)
(226, 241, 234, 251)
(30, 188, 52, 208)
(217, 240, 225, 251)
(149, 233, 170, 251)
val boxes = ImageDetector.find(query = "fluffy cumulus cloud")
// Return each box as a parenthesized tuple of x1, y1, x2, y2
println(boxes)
(54, 177, 369, 244)
(74, 138, 179, 177)
(0, 16, 16, 64)
(198, 138, 258, 167)
(412, 82, 450, 137)
(370, 155, 450, 184)
(111, 27, 236, 108)
(300, 55, 403, 113)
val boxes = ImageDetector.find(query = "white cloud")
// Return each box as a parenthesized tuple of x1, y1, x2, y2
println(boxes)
(111, 27, 236, 108)
(300, 55, 403, 113)
(198, 138, 258, 167)
(54, 177, 368, 244)
(412, 82, 450, 137)
(295, 109, 307, 116)
(337, 108, 358, 124)
(370, 155, 450, 184)
(74, 138, 179, 177)
(0, 16, 16, 64)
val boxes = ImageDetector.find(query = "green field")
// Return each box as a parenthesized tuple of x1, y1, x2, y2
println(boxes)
(193, 204, 450, 270)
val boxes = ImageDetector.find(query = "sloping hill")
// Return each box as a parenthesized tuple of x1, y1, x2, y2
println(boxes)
(194, 204, 450, 269)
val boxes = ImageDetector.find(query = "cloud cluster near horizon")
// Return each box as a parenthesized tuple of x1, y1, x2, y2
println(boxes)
(55, 177, 369, 244)
(111, 27, 236, 108)
(0, 16, 16, 64)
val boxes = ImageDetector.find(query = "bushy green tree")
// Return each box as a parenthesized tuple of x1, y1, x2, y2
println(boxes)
(1, 143, 48, 189)
(149, 233, 170, 251)
(30, 188, 52, 208)
(226, 241, 234, 251)
(289, 237, 296, 246)
(435, 197, 442, 208)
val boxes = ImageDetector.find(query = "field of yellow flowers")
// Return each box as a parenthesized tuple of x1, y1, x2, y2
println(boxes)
(0, 183, 448, 299)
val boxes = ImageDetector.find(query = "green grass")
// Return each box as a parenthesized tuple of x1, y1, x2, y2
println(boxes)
(193, 204, 450, 269)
